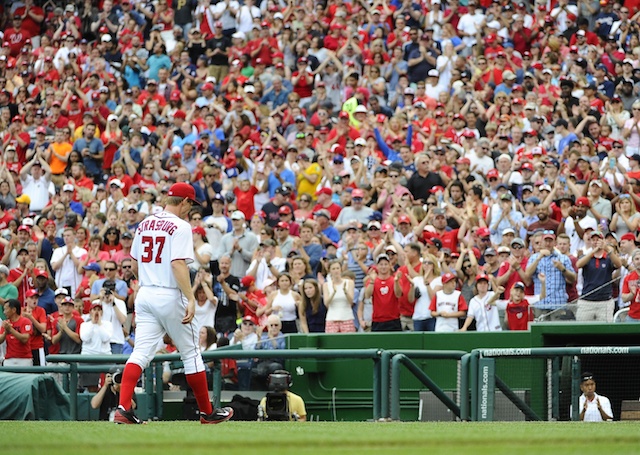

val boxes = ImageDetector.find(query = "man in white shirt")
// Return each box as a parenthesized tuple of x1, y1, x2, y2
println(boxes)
(92, 280, 127, 354)
(19, 153, 53, 213)
(50, 227, 87, 296)
(457, 0, 485, 52)
(579, 372, 613, 421)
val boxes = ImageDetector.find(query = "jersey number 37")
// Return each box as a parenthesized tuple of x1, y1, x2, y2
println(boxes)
(140, 235, 166, 263)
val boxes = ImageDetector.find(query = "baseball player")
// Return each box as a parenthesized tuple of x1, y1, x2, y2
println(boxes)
(115, 183, 234, 425)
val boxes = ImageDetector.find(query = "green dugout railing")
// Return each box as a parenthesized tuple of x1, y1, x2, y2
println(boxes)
(1, 347, 470, 421)
(469, 346, 640, 421)
(379, 350, 468, 421)
(43, 349, 385, 421)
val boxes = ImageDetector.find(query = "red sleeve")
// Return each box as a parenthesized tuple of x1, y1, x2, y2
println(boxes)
(497, 261, 510, 277)
(458, 294, 468, 311)
(23, 318, 33, 335)
(429, 295, 437, 312)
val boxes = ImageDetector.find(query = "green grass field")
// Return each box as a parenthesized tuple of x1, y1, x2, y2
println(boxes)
(4, 421, 640, 455)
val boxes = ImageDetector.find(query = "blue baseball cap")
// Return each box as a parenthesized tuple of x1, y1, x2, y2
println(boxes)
(83, 262, 101, 273)
(225, 168, 239, 178)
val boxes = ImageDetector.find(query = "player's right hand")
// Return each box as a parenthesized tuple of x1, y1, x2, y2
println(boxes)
(182, 299, 196, 324)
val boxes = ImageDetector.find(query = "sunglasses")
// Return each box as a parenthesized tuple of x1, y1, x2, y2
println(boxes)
(104, 268, 117, 271)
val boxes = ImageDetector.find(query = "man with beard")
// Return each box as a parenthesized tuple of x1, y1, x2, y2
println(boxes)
(214, 255, 240, 337)
(527, 206, 560, 238)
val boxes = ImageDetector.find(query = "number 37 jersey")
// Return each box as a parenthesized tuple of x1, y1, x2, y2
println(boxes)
(131, 211, 195, 289)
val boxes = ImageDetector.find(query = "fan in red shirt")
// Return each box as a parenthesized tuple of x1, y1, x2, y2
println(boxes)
(234, 179, 259, 220)
(23, 289, 47, 366)
(505, 282, 533, 331)
(291, 57, 314, 99)
(248, 22, 279, 66)
(0, 299, 33, 366)
(4, 15, 32, 57)
(3, 117, 31, 162)
(8, 247, 33, 303)
(326, 112, 361, 148)
(13, 1, 45, 39)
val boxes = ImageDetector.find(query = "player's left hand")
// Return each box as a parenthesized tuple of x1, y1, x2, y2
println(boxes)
(182, 299, 196, 324)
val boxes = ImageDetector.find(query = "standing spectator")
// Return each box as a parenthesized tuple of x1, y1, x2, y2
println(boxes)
(92, 282, 127, 354)
(51, 227, 87, 297)
(323, 260, 355, 333)
(214, 255, 241, 337)
(49, 296, 83, 355)
(0, 265, 18, 320)
(22, 289, 47, 366)
(460, 275, 504, 332)
(525, 231, 576, 320)
(429, 272, 468, 333)
(0, 299, 33, 366)
(73, 123, 104, 183)
(364, 254, 402, 332)
(221, 211, 259, 277)
(299, 279, 326, 334)
(576, 230, 621, 322)
(79, 302, 112, 391)
(19, 154, 52, 213)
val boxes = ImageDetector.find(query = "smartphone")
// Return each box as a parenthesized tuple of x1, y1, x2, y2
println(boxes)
(609, 157, 616, 169)
(209, 260, 220, 277)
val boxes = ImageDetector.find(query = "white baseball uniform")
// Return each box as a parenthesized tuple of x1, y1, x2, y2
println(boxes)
(127, 210, 205, 375)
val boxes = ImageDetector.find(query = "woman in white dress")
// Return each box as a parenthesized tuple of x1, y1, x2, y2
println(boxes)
(323, 260, 355, 333)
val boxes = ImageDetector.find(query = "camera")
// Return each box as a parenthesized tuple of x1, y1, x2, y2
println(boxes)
(268, 372, 291, 392)
(112, 371, 122, 384)
(104, 289, 113, 296)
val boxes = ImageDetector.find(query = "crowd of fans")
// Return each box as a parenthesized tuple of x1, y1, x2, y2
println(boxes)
(3, 0, 640, 370)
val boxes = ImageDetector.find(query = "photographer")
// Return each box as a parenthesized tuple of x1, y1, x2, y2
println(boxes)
(92, 280, 127, 354)
(258, 370, 306, 421)
(91, 366, 136, 421)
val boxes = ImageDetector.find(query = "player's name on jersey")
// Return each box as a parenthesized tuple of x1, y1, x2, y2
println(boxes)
(137, 218, 178, 235)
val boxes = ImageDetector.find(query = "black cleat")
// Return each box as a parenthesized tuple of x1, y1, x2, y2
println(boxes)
(114, 406, 146, 424)
(200, 407, 234, 424)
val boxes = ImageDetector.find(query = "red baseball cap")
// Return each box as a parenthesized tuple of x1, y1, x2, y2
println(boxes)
(278, 205, 292, 215)
(25, 289, 39, 298)
(315, 187, 332, 197)
(441, 272, 456, 284)
(240, 275, 255, 288)
(456, 157, 471, 165)
(276, 221, 290, 230)
(352, 189, 365, 198)
(192, 226, 206, 237)
(398, 215, 411, 224)
(170, 90, 181, 101)
(576, 197, 590, 207)
(477, 227, 491, 238)
(521, 162, 534, 171)
(621, 233, 636, 242)
(34, 269, 48, 279)
(487, 169, 500, 179)
(173, 110, 186, 120)
(167, 182, 200, 205)
(475, 273, 490, 282)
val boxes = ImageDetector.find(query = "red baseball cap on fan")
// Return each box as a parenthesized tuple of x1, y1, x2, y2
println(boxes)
(192, 226, 206, 237)
(168, 182, 200, 205)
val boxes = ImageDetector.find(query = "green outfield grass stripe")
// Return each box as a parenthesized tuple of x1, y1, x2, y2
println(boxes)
(3, 421, 640, 455)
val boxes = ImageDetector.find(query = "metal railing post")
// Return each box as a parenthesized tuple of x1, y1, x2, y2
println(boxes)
(69, 362, 78, 421)
(390, 354, 403, 420)
(552, 357, 560, 420)
(469, 350, 479, 421)
(571, 355, 581, 421)
(372, 356, 381, 421)
(153, 364, 163, 420)
(380, 350, 392, 420)
(460, 354, 470, 421)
